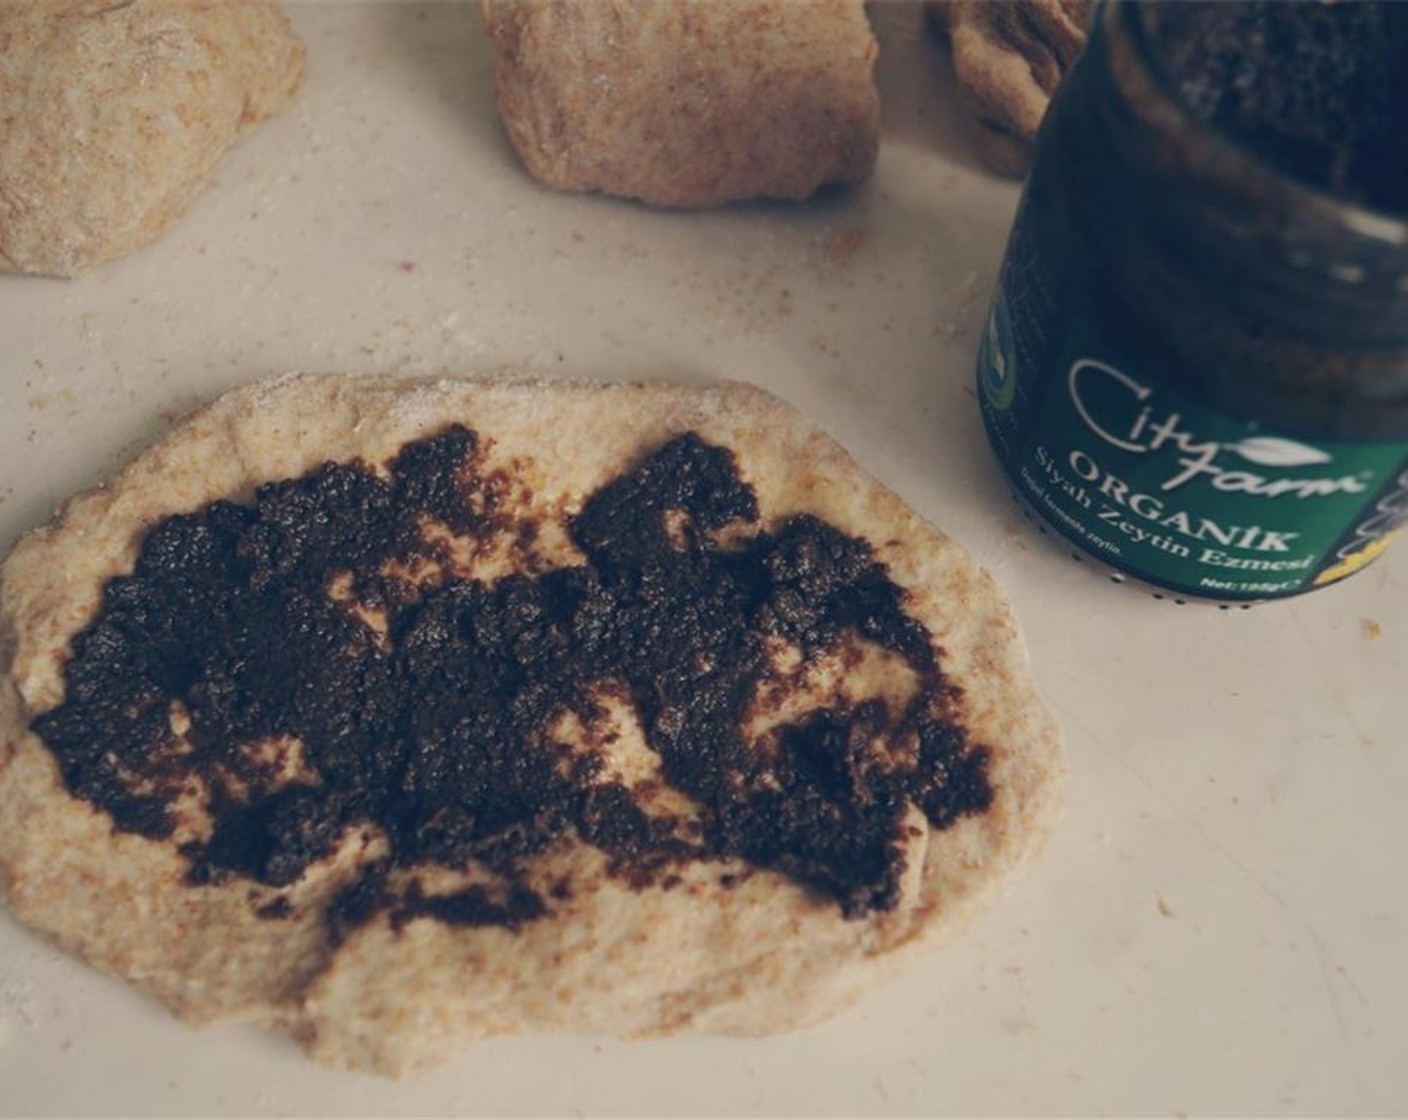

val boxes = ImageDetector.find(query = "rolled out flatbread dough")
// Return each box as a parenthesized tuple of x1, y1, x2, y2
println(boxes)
(0, 374, 1060, 1075)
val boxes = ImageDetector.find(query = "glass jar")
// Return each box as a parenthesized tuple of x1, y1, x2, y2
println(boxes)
(977, 0, 1408, 601)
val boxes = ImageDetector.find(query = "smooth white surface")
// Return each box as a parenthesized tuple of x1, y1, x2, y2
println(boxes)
(0, 4, 1404, 1116)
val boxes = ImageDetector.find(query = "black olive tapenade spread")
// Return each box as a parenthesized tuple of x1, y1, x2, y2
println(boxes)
(30, 428, 991, 939)
(1144, 2, 1408, 217)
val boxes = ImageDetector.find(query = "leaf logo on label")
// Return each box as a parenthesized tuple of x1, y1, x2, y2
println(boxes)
(1225, 437, 1332, 468)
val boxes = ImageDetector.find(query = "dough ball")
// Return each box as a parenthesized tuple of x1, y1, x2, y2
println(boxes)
(481, 0, 880, 208)
(0, 0, 305, 277)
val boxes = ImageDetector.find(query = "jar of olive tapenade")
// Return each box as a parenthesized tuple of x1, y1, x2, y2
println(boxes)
(977, 0, 1408, 601)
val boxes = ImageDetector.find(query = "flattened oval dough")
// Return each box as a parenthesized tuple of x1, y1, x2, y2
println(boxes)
(0, 374, 1061, 1076)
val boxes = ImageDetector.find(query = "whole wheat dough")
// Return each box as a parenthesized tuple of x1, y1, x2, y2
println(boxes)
(0, 0, 305, 278)
(481, 0, 880, 208)
(928, 0, 1091, 175)
(0, 374, 1061, 1076)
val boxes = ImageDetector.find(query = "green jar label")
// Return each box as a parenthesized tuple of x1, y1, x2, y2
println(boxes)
(979, 208, 1408, 600)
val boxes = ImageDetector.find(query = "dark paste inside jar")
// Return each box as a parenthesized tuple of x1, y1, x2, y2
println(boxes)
(31, 428, 991, 938)
(1143, 1, 1408, 215)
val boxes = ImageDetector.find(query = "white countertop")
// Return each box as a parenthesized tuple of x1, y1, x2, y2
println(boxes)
(1, 4, 1404, 1115)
